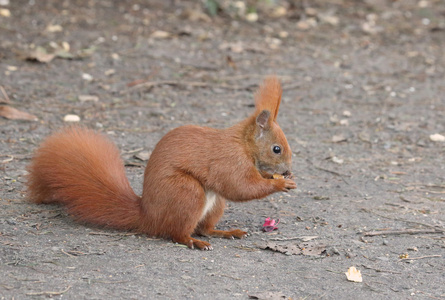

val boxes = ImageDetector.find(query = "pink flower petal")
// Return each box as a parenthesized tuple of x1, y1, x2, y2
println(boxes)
(262, 217, 280, 232)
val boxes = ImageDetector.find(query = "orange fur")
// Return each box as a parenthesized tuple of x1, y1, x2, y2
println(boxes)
(255, 75, 282, 122)
(27, 76, 296, 250)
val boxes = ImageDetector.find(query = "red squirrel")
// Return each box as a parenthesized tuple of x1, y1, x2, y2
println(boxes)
(27, 76, 297, 250)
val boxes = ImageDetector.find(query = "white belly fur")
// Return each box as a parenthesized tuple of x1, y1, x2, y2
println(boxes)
(200, 191, 217, 222)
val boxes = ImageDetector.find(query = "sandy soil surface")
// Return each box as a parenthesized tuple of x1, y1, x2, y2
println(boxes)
(1, 0, 444, 299)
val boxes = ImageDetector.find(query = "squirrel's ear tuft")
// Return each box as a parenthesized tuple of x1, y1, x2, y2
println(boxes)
(254, 76, 282, 122)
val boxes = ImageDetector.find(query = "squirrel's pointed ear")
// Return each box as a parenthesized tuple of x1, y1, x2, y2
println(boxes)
(255, 76, 282, 121)
(256, 110, 271, 130)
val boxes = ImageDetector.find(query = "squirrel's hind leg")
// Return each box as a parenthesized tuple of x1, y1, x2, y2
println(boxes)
(158, 175, 213, 250)
(196, 196, 248, 240)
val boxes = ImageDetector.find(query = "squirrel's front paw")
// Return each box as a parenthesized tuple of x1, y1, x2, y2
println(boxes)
(284, 179, 297, 191)
(273, 178, 297, 192)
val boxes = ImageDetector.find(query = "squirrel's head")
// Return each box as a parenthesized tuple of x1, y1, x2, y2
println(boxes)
(251, 76, 293, 179)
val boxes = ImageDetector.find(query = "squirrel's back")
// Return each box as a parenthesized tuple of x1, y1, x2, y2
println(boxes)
(27, 127, 141, 230)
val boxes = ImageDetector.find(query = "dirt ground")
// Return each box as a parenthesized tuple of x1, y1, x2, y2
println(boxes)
(1, 0, 444, 299)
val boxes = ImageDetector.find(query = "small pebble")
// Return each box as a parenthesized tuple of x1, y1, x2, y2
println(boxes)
(63, 114, 80, 122)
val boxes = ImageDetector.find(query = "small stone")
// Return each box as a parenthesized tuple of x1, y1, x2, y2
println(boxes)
(332, 134, 347, 143)
(63, 114, 80, 122)
(429, 133, 445, 142)
(319, 14, 339, 26)
(305, 7, 318, 16)
(46, 24, 63, 33)
(278, 31, 289, 38)
(104, 69, 115, 76)
(245, 12, 258, 22)
(82, 73, 93, 81)
(151, 30, 171, 39)
(340, 119, 349, 126)
(272, 6, 287, 18)
(332, 156, 344, 164)
(297, 18, 317, 30)
(78, 95, 99, 102)
(0, 8, 11, 17)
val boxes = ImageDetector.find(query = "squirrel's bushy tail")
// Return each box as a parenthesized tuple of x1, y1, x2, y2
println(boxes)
(27, 127, 141, 230)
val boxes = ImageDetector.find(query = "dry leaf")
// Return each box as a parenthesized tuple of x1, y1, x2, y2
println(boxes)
(259, 240, 326, 256)
(134, 151, 152, 161)
(345, 266, 363, 282)
(55, 50, 74, 59)
(0, 106, 38, 121)
(259, 241, 302, 256)
(299, 241, 326, 256)
(27, 46, 56, 63)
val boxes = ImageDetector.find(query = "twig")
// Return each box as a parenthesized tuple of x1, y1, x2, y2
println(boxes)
(399, 255, 441, 261)
(361, 264, 402, 274)
(305, 159, 350, 182)
(126, 66, 161, 87)
(88, 231, 136, 236)
(233, 246, 259, 252)
(219, 274, 242, 281)
(312, 165, 349, 177)
(325, 269, 344, 274)
(125, 80, 257, 92)
(61, 249, 75, 257)
(416, 290, 445, 300)
(362, 228, 444, 236)
(0, 86, 11, 103)
(92, 280, 130, 284)
(270, 235, 318, 242)
(362, 209, 441, 230)
(1, 155, 13, 164)
(26, 285, 71, 296)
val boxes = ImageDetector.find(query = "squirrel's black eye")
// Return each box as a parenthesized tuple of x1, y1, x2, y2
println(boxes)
(273, 146, 281, 154)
